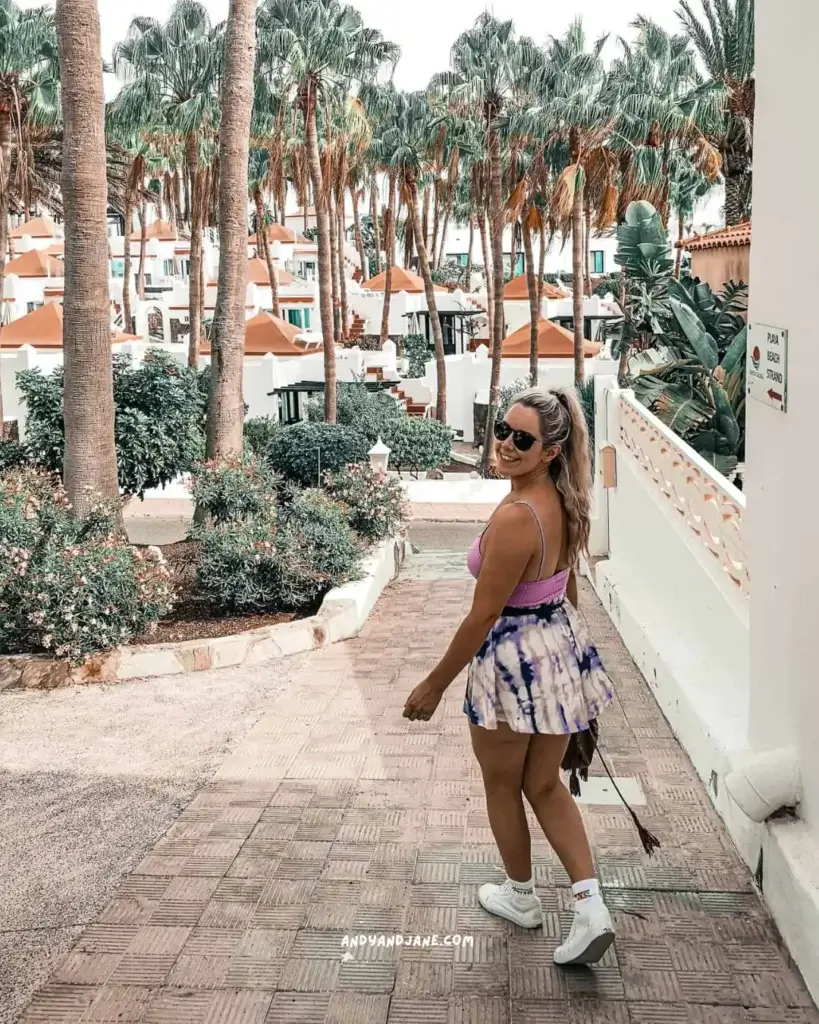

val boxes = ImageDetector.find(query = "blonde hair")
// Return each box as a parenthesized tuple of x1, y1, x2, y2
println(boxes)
(510, 386, 592, 566)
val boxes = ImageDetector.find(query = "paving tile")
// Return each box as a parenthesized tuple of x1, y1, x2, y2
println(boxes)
(17, 570, 818, 1024)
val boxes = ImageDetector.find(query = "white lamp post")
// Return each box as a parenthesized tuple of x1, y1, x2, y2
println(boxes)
(368, 437, 391, 474)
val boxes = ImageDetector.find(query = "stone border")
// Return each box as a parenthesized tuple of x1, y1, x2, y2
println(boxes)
(0, 536, 408, 690)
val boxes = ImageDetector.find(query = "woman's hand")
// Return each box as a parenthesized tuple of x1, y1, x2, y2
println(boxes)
(403, 677, 445, 721)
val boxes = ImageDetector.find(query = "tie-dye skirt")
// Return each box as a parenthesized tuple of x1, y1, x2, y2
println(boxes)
(464, 599, 614, 734)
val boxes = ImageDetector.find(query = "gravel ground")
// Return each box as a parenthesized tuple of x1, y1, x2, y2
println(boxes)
(0, 660, 293, 1024)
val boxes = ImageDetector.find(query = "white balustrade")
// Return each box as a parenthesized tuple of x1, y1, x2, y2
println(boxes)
(618, 391, 749, 600)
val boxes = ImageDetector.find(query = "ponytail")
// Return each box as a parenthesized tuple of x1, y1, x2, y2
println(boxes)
(511, 385, 592, 566)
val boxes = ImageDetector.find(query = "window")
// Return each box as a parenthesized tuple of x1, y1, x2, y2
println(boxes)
(591, 250, 605, 275)
(110, 258, 125, 279)
(163, 259, 174, 277)
(27, 301, 43, 313)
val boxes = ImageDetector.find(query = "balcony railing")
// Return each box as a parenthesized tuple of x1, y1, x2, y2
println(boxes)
(618, 391, 749, 601)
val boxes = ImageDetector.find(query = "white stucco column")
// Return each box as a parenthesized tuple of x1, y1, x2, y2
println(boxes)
(745, 0, 819, 829)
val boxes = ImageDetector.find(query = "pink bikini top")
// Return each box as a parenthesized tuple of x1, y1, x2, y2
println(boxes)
(466, 501, 569, 607)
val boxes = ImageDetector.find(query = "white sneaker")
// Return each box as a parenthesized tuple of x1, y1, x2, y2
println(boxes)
(553, 899, 615, 965)
(478, 880, 543, 928)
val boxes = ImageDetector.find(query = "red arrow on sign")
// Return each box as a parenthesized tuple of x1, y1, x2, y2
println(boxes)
(767, 389, 782, 402)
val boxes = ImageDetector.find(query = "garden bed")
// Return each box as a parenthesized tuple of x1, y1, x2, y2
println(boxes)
(0, 535, 408, 690)
(131, 541, 307, 645)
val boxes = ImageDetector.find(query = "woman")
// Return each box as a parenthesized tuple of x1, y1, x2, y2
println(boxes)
(403, 386, 615, 965)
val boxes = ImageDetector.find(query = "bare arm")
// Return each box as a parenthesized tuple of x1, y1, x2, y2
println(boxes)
(566, 566, 578, 609)
(423, 505, 536, 694)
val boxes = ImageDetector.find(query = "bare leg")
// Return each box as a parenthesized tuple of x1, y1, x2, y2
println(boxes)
(469, 723, 531, 881)
(522, 733, 595, 883)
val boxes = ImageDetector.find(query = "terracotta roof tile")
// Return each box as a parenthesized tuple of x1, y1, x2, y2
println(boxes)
(501, 318, 601, 359)
(5, 249, 64, 278)
(677, 221, 751, 251)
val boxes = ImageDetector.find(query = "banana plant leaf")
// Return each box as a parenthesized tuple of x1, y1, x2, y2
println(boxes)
(721, 324, 747, 376)
(711, 382, 741, 450)
(669, 297, 719, 371)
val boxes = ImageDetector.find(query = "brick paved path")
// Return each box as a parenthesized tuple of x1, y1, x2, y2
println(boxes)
(20, 559, 817, 1023)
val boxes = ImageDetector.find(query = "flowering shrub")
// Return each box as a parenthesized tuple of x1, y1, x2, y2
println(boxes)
(244, 416, 279, 458)
(323, 463, 408, 543)
(0, 470, 174, 662)
(189, 454, 279, 525)
(196, 488, 361, 613)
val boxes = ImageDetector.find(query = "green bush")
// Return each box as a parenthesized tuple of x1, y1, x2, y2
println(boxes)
(403, 334, 430, 379)
(0, 439, 29, 473)
(0, 469, 175, 662)
(196, 488, 361, 613)
(267, 421, 369, 486)
(384, 417, 452, 476)
(243, 416, 279, 458)
(189, 454, 279, 525)
(18, 350, 208, 498)
(323, 463, 408, 543)
(307, 380, 402, 443)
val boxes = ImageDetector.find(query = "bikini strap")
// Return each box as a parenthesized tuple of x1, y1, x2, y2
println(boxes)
(512, 501, 546, 578)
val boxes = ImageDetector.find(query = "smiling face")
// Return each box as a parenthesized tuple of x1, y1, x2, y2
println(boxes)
(494, 402, 551, 478)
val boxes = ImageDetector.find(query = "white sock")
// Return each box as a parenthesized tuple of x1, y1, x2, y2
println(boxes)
(508, 876, 534, 896)
(571, 878, 602, 907)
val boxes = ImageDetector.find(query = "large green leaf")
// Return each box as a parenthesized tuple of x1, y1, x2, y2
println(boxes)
(669, 297, 719, 370)
(711, 383, 741, 450)
(721, 324, 747, 376)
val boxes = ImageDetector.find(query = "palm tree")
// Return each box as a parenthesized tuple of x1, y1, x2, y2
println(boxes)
(525, 20, 614, 386)
(677, 0, 754, 225)
(111, 0, 222, 368)
(390, 90, 447, 423)
(248, 148, 281, 317)
(206, 0, 256, 458)
(257, 0, 399, 423)
(55, 0, 119, 515)
(0, 0, 57, 433)
(433, 13, 535, 471)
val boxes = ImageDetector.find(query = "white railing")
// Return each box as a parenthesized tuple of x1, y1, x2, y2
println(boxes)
(618, 391, 749, 601)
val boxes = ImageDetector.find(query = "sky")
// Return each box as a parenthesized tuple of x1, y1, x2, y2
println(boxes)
(27, 0, 684, 92)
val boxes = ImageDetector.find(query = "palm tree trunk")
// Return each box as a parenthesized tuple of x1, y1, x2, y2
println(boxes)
(122, 187, 133, 335)
(430, 185, 440, 269)
(584, 202, 592, 296)
(370, 175, 381, 276)
(337, 200, 348, 343)
(465, 217, 474, 290)
(509, 222, 518, 279)
(186, 133, 203, 367)
(482, 125, 505, 475)
(437, 200, 451, 270)
(206, 0, 254, 459)
(536, 225, 546, 311)
(421, 187, 430, 268)
(522, 202, 539, 386)
(408, 178, 446, 424)
(0, 172, 9, 436)
(328, 188, 341, 343)
(304, 93, 336, 422)
(256, 192, 280, 317)
(137, 195, 147, 299)
(479, 212, 494, 349)
(56, 0, 119, 515)
(379, 169, 395, 345)
(351, 186, 368, 281)
(674, 213, 684, 280)
(571, 172, 585, 386)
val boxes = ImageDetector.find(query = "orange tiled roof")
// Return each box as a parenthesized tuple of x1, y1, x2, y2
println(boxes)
(503, 273, 569, 300)
(246, 258, 297, 288)
(9, 216, 57, 239)
(5, 249, 64, 278)
(129, 219, 178, 242)
(0, 302, 140, 349)
(249, 224, 296, 245)
(677, 221, 751, 251)
(201, 310, 311, 357)
(362, 266, 446, 294)
(501, 318, 601, 359)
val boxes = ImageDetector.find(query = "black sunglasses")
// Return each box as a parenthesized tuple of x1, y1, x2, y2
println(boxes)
(493, 419, 540, 452)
